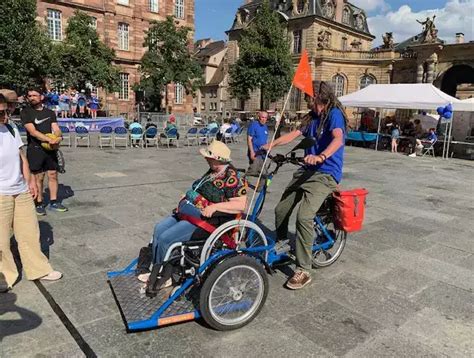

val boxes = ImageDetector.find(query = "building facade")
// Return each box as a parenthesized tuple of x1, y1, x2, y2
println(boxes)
(36, 0, 195, 117)
(225, 0, 474, 129)
(193, 39, 228, 119)
(225, 0, 395, 115)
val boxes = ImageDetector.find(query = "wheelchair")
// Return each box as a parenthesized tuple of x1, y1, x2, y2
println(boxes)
(107, 138, 347, 332)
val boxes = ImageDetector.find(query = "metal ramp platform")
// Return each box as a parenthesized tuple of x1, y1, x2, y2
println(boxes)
(108, 272, 199, 331)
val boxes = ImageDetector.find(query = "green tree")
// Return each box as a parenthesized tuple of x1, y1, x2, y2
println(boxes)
(140, 16, 202, 112)
(0, 0, 53, 92)
(51, 11, 118, 91)
(229, 0, 293, 109)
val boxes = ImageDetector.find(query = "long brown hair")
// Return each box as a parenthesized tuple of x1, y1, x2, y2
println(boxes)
(314, 81, 348, 137)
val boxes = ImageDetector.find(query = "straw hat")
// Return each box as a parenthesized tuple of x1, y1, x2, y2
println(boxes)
(200, 140, 232, 163)
(0, 89, 18, 103)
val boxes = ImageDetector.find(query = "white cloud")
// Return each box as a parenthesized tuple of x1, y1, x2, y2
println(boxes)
(350, 0, 390, 12)
(367, 0, 474, 46)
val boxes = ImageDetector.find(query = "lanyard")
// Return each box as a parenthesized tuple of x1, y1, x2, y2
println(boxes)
(193, 165, 228, 191)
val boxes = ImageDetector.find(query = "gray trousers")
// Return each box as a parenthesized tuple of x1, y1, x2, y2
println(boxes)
(274, 170, 337, 270)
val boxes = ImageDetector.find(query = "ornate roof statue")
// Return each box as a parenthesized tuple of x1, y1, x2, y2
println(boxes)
(416, 15, 438, 43)
(382, 32, 394, 49)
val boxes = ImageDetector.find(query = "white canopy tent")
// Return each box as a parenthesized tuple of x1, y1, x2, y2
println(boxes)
(339, 84, 474, 158)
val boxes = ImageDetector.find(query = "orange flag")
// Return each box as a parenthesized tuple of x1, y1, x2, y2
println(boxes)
(292, 49, 313, 97)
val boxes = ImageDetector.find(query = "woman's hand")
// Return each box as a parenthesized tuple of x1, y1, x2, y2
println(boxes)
(201, 205, 218, 218)
(29, 178, 38, 200)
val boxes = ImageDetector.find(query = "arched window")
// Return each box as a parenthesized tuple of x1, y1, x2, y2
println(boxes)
(359, 75, 376, 89)
(342, 8, 350, 24)
(297, 0, 306, 13)
(332, 74, 345, 97)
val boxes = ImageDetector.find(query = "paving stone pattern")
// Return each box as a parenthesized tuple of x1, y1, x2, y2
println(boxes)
(1, 142, 473, 357)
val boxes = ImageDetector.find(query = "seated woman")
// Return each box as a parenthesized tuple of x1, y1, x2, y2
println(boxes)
(137, 140, 248, 286)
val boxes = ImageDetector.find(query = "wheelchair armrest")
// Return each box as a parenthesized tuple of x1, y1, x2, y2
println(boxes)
(211, 211, 237, 219)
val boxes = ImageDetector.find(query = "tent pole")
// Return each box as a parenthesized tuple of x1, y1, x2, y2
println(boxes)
(446, 115, 454, 159)
(375, 108, 382, 151)
(442, 120, 448, 159)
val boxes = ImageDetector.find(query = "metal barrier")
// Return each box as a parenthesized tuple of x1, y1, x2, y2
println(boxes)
(138, 112, 194, 128)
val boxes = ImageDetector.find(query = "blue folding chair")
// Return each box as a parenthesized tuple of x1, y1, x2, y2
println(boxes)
(160, 127, 179, 148)
(99, 126, 113, 148)
(59, 126, 71, 147)
(144, 127, 159, 148)
(113, 126, 128, 148)
(185, 127, 199, 146)
(130, 127, 144, 148)
(75, 126, 90, 147)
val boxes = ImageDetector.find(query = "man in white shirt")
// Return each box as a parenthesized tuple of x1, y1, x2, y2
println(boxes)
(0, 93, 62, 292)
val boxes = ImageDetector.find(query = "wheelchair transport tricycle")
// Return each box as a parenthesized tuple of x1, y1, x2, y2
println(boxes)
(107, 138, 368, 332)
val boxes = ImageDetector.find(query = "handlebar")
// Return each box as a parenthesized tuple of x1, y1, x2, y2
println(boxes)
(268, 153, 305, 166)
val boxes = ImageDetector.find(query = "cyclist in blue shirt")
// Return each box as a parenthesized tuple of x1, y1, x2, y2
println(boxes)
(262, 82, 346, 290)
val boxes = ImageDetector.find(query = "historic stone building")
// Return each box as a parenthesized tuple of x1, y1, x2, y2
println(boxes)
(225, 0, 395, 114)
(36, 0, 195, 117)
(224, 0, 474, 126)
(193, 39, 228, 118)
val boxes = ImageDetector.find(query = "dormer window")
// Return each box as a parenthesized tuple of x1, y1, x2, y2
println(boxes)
(355, 14, 365, 30)
(342, 8, 350, 24)
(297, 0, 306, 13)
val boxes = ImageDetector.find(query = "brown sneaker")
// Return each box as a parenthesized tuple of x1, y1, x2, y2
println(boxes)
(286, 269, 312, 290)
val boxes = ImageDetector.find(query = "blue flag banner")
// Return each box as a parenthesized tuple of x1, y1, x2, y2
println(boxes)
(58, 117, 125, 132)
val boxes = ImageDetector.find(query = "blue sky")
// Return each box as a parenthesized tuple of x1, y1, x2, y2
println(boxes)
(195, 0, 473, 45)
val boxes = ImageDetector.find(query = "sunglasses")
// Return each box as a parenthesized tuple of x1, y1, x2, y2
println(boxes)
(0, 109, 7, 116)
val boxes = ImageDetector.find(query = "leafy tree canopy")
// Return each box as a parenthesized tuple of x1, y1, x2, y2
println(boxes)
(139, 16, 202, 106)
(0, 0, 53, 93)
(51, 11, 119, 91)
(229, 0, 293, 107)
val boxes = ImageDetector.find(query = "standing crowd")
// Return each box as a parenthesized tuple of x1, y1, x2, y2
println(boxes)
(43, 89, 100, 119)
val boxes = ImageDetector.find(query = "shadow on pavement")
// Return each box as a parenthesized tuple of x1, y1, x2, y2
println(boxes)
(0, 292, 42, 342)
(10, 221, 55, 283)
(44, 184, 75, 203)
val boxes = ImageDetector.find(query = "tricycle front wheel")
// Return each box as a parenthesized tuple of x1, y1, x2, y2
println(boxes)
(199, 255, 268, 331)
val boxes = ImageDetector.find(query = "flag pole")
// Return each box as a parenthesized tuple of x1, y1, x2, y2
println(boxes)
(242, 83, 294, 227)
(238, 49, 312, 241)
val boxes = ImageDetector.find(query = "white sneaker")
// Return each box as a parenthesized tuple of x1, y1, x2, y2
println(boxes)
(40, 271, 63, 281)
(137, 273, 151, 283)
(161, 278, 173, 289)
(408, 153, 417, 157)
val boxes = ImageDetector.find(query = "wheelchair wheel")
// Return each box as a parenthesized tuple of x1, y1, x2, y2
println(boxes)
(312, 216, 347, 268)
(200, 220, 268, 265)
(199, 255, 268, 331)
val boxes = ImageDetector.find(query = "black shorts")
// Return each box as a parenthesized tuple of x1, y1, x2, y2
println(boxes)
(27, 145, 59, 174)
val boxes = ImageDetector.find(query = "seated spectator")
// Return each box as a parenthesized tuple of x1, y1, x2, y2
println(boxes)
(207, 120, 218, 131)
(129, 119, 143, 148)
(161, 116, 179, 140)
(217, 119, 231, 141)
(230, 119, 240, 134)
(410, 128, 437, 157)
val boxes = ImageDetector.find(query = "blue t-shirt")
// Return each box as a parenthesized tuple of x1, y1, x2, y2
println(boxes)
(247, 120, 268, 156)
(427, 132, 437, 143)
(301, 109, 345, 183)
